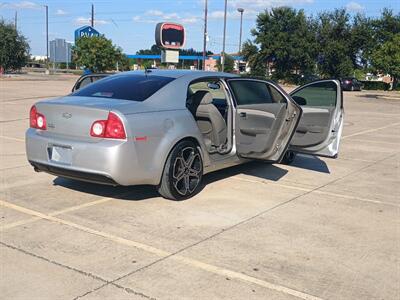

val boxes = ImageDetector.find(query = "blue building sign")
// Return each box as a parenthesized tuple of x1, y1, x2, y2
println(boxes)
(74, 26, 101, 41)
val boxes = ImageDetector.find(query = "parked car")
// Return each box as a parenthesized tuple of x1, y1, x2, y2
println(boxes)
(26, 70, 344, 200)
(340, 77, 363, 91)
(72, 73, 112, 92)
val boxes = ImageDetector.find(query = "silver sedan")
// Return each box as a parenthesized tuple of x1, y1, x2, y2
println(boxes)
(26, 70, 343, 200)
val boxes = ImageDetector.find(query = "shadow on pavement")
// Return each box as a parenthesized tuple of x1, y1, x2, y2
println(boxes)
(52, 177, 158, 201)
(204, 161, 288, 185)
(289, 154, 330, 173)
(52, 155, 329, 200)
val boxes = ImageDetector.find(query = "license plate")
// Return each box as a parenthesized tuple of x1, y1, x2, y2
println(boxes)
(50, 146, 72, 165)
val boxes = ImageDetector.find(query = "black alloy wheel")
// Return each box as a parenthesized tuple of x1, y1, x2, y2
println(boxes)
(158, 140, 203, 200)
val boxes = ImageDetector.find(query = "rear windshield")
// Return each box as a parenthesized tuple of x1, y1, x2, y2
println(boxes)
(72, 74, 175, 101)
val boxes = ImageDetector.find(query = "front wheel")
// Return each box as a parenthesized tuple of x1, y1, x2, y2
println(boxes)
(158, 140, 203, 200)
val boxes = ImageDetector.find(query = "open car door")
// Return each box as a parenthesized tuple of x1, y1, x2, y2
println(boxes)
(288, 79, 344, 158)
(227, 79, 301, 162)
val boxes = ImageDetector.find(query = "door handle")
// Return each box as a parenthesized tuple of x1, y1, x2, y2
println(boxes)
(239, 112, 247, 118)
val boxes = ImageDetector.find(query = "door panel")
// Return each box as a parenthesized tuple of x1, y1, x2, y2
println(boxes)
(236, 103, 286, 153)
(227, 79, 301, 162)
(289, 80, 343, 157)
(291, 107, 332, 146)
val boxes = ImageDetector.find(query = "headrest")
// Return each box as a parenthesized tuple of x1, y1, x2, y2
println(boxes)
(195, 91, 213, 105)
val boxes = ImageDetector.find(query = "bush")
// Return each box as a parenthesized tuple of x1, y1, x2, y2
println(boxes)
(360, 81, 390, 90)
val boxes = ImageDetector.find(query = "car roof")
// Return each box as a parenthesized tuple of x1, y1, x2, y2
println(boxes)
(113, 69, 239, 80)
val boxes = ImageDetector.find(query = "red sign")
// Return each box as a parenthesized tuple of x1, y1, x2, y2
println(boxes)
(155, 22, 185, 49)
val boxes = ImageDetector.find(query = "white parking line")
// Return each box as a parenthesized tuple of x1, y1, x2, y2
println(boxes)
(344, 138, 400, 146)
(0, 135, 24, 142)
(0, 196, 114, 231)
(0, 177, 49, 192)
(0, 199, 323, 300)
(232, 177, 400, 208)
(342, 122, 400, 139)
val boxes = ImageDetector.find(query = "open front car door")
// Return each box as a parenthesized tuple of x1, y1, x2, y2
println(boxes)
(227, 79, 302, 162)
(289, 79, 344, 158)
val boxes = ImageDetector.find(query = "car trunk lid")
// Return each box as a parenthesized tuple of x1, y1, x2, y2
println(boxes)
(35, 96, 134, 140)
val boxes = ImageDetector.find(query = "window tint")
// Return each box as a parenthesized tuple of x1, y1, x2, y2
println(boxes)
(291, 81, 337, 107)
(92, 76, 107, 83)
(72, 75, 175, 101)
(229, 80, 273, 105)
(188, 81, 226, 101)
(78, 77, 92, 89)
(268, 85, 286, 103)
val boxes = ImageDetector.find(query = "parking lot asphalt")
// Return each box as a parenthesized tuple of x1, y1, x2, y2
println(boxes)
(1, 74, 399, 300)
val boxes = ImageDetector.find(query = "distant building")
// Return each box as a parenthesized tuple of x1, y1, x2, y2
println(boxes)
(204, 56, 218, 72)
(49, 38, 72, 63)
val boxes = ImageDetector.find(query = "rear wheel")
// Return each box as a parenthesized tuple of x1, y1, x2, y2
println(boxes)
(158, 140, 203, 200)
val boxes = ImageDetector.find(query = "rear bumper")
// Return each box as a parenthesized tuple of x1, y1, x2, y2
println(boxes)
(30, 161, 118, 185)
(25, 128, 160, 186)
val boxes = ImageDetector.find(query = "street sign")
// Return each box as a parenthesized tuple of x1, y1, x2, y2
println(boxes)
(161, 50, 179, 64)
(74, 25, 101, 41)
(155, 23, 185, 49)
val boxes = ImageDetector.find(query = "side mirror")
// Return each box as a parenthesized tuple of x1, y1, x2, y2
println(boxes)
(292, 96, 307, 106)
(207, 82, 220, 90)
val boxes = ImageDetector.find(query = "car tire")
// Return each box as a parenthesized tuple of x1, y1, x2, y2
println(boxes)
(281, 151, 297, 165)
(158, 140, 203, 201)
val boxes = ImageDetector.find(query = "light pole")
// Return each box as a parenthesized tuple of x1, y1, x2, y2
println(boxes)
(237, 8, 244, 54)
(202, 0, 208, 70)
(91, 3, 94, 27)
(221, 0, 227, 72)
(44, 5, 49, 72)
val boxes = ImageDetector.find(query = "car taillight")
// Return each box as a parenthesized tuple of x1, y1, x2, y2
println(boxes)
(345, 80, 351, 84)
(30, 105, 47, 130)
(90, 112, 126, 139)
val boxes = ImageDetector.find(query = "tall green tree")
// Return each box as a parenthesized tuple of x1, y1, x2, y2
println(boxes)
(350, 14, 374, 69)
(0, 20, 30, 72)
(316, 9, 354, 77)
(368, 9, 400, 88)
(241, 40, 265, 77)
(247, 7, 317, 80)
(372, 8, 400, 44)
(371, 34, 400, 88)
(216, 52, 235, 73)
(73, 36, 127, 72)
(136, 44, 161, 55)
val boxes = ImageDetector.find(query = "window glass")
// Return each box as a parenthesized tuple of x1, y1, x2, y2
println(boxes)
(92, 76, 107, 83)
(229, 81, 273, 105)
(78, 77, 92, 89)
(291, 81, 337, 107)
(72, 74, 174, 101)
(189, 81, 226, 100)
(268, 85, 286, 103)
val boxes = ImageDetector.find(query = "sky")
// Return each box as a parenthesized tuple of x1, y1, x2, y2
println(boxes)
(1, 0, 399, 56)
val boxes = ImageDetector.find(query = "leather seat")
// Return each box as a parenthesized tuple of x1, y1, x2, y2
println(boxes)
(186, 90, 207, 116)
(195, 91, 227, 148)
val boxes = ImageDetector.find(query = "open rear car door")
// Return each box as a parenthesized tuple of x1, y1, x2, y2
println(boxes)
(288, 79, 344, 158)
(227, 78, 302, 162)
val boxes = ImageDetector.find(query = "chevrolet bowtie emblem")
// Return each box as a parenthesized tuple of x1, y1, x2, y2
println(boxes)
(62, 112, 72, 119)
